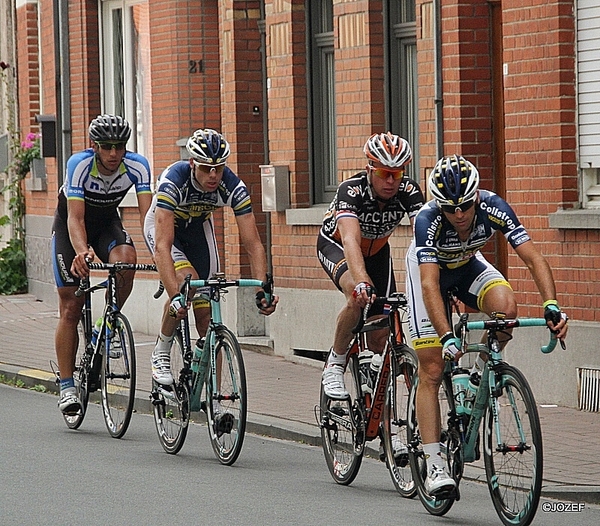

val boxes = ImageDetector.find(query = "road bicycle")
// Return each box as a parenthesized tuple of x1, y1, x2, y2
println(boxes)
(407, 291, 560, 526)
(53, 261, 156, 438)
(316, 293, 418, 496)
(151, 272, 273, 465)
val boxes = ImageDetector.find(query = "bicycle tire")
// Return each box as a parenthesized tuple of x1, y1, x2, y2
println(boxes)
(382, 344, 418, 498)
(483, 364, 543, 526)
(152, 332, 190, 454)
(101, 312, 136, 438)
(205, 327, 247, 466)
(407, 375, 455, 516)
(319, 354, 365, 485)
(63, 319, 90, 430)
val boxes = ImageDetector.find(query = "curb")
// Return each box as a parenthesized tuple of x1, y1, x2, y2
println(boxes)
(3, 362, 599, 506)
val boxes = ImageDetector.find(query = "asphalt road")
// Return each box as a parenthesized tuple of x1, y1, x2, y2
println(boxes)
(1, 384, 599, 526)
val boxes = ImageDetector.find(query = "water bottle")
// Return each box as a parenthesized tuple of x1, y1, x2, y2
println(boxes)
(358, 350, 374, 394)
(90, 317, 102, 346)
(451, 368, 470, 416)
(464, 372, 480, 415)
(370, 353, 383, 387)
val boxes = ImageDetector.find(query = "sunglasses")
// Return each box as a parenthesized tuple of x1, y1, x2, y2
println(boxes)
(96, 142, 126, 151)
(193, 161, 225, 174)
(369, 166, 405, 180)
(439, 198, 476, 214)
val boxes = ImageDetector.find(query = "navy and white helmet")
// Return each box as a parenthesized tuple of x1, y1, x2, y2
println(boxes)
(88, 114, 131, 143)
(428, 155, 479, 206)
(186, 128, 231, 165)
(363, 132, 412, 168)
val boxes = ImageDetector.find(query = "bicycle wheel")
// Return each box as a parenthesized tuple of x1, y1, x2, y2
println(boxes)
(407, 375, 456, 516)
(319, 354, 365, 485)
(152, 332, 190, 454)
(205, 327, 247, 466)
(484, 365, 542, 526)
(382, 344, 418, 498)
(101, 312, 136, 439)
(63, 319, 90, 430)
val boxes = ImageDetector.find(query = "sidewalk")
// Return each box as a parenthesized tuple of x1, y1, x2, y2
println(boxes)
(1, 293, 599, 504)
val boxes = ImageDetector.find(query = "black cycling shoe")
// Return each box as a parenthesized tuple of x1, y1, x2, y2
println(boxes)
(215, 412, 235, 437)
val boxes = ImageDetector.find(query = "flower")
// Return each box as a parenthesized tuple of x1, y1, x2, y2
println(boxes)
(13, 132, 41, 178)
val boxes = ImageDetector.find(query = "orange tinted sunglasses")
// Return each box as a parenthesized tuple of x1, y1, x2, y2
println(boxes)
(369, 165, 404, 180)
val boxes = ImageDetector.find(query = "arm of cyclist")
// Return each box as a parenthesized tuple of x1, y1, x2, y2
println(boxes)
(136, 192, 153, 231)
(67, 198, 95, 278)
(338, 216, 376, 308)
(153, 207, 189, 319)
(514, 240, 568, 341)
(420, 262, 462, 360)
(236, 212, 278, 315)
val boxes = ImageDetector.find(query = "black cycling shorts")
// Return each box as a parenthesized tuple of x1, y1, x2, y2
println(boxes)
(51, 210, 134, 287)
(317, 232, 396, 316)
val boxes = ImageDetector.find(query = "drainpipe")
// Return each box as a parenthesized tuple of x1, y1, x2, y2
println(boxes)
(434, 0, 443, 159)
(258, 1, 272, 273)
(53, 0, 72, 182)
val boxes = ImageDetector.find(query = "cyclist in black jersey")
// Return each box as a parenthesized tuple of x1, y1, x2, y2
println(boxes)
(318, 132, 424, 401)
(52, 114, 152, 415)
(146, 129, 278, 386)
(405, 154, 568, 496)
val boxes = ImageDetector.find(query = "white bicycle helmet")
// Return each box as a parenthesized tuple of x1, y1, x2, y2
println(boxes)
(428, 155, 479, 205)
(363, 132, 412, 168)
(186, 128, 231, 165)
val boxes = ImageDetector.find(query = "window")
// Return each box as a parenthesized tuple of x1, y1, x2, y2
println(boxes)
(309, 0, 337, 204)
(387, 1, 419, 182)
(577, 0, 600, 208)
(100, 0, 153, 162)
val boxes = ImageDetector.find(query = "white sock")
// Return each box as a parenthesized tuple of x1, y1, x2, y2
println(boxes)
(326, 348, 347, 367)
(423, 443, 444, 470)
(154, 332, 173, 353)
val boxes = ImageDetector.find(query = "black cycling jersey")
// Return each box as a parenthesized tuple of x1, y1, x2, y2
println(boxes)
(320, 171, 424, 257)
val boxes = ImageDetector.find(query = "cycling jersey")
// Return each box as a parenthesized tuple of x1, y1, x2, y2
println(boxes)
(320, 171, 424, 258)
(413, 190, 531, 269)
(150, 161, 252, 229)
(56, 149, 152, 222)
(144, 161, 253, 279)
(52, 148, 151, 287)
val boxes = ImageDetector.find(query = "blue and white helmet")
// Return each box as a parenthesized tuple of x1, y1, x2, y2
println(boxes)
(186, 128, 231, 165)
(428, 155, 479, 206)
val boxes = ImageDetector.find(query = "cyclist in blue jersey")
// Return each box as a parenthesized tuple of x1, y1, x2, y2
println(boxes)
(52, 114, 152, 415)
(144, 128, 277, 387)
(318, 133, 424, 402)
(405, 155, 568, 496)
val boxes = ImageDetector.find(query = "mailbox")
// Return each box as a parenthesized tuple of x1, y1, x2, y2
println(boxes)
(260, 165, 289, 212)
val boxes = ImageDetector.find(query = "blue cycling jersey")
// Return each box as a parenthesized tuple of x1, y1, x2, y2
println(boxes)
(152, 161, 252, 228)
(414, 190, 531, 269)
(57, 148, 151, 220)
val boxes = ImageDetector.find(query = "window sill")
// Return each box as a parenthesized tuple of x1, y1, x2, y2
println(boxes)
(285, 205, 328, 226)
(548, 209, 600, 230)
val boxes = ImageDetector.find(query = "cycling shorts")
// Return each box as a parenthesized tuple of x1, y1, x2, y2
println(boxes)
(317, 232, 396, 316)
(405, 242, 511, 349)
(144, 211, 219, 305)
(51, 210, 134, 288)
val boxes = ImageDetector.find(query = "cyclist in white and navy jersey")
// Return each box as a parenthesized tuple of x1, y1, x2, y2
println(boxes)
(144, 128, 277, 388)
(52, 114, 152, 415)
(405, 154, 569, 496)
(318, 132, 425, 405)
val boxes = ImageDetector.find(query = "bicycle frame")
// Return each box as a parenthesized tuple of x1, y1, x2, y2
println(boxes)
(172, 274, 266, 412)
(349, 295, 410, 441)
(455, 316, 558, 463)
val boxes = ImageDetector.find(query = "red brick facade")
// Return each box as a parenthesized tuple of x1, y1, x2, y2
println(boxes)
(14, 0, 600, 327)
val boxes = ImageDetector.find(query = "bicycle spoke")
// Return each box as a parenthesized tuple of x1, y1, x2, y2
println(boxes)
(206, 328, 247, 465)
(101, 313, 136, 438)
(484, 365, 542, 526)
